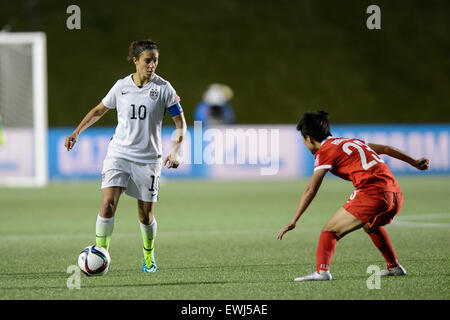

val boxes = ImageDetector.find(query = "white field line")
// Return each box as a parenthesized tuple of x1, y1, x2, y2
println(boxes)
(391, 221, 450, 228)
(391, 213, 450, 228)
(0, 228, 280, 241)
(0, 214, 448, 241)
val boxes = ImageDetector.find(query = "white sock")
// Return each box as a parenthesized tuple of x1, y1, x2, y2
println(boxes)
(96, 214, 115, 250)
(140, 218, 157, 251)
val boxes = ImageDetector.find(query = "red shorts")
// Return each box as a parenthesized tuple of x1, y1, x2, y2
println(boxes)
(343, 190, 403, 228)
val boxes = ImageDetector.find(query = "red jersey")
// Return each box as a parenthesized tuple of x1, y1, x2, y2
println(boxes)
(314, 137, 401, 193)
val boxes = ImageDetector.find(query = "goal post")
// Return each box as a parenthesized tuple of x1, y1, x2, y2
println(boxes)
(0, 32, 48, 187)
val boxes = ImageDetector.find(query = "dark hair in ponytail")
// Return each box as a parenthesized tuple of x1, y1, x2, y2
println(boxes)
(296, 110, 332, 142)
(127, 39, 158, 61)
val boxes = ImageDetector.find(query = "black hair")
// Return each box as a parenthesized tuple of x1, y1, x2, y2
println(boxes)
(127, 39, 158, 61)
(296, 110, 332, 142)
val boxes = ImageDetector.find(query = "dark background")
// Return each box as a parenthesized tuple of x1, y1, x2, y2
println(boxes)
(1, 0, 449, 126)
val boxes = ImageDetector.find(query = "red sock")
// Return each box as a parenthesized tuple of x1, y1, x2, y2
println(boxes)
(366, 227, 399, 268)
(316, 231, 338, 272)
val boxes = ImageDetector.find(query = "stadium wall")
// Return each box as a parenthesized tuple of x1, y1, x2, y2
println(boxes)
(43, 124, 450, 181)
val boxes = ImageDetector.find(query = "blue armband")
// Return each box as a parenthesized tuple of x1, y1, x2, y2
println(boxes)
(168, 103, 183, 117)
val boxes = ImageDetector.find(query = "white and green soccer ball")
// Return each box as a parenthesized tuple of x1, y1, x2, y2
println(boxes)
(78, 245, 111, 276)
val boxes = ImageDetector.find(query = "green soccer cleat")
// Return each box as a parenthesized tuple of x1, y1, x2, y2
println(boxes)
(142, 248, 157, 273)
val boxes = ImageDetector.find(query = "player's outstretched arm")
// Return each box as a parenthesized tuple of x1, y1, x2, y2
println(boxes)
(164, 113, 187, 169)
(368, 143, 429, 170)
(64, 102, 109, 151)
(277, 169, 328, 240)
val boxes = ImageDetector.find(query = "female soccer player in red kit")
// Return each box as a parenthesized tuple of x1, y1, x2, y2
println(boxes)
(278, 111, 429, 281)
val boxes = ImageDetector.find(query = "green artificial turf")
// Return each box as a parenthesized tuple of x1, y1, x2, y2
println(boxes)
(0, 177, 449, 299)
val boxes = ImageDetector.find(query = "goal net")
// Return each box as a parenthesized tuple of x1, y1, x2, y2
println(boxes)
(0, 32, 48, 186)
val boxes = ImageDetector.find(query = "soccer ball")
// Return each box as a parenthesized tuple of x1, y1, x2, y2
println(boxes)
(78, 245, 111, 276)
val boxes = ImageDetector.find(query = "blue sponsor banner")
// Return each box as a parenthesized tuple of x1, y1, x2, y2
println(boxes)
(48, 127, 207, 180)
(48, 127, 114, 180)
(160, 126, 208, 178)
(48, 124, 450, 180)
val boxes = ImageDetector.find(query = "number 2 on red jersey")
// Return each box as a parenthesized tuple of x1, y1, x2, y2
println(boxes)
(342, 140, 384, 170)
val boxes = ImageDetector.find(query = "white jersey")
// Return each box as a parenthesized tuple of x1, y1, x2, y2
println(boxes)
(102, 73, 180, 163)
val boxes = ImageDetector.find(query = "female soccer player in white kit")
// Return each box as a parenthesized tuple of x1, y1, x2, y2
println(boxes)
(64, 39, 186, 272)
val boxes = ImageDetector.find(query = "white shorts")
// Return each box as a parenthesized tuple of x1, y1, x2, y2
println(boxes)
(101, 156, 162, 202)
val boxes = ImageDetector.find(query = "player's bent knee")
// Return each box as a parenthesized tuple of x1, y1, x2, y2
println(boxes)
(137, 201, 155, 225)
(322, 226, 350, 240)
(321, 226, 338, 237)
(100, 200, 117, 218)
(335, 230, 348, 239)
(138, 211, 154, 225)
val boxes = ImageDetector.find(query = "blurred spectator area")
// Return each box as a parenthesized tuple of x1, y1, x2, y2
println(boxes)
(1, 0, 449, 126)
